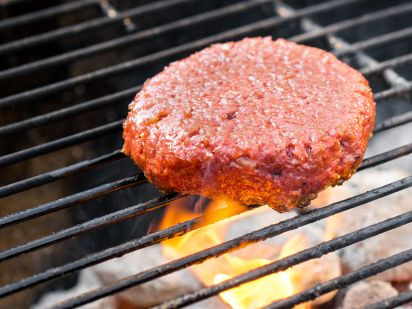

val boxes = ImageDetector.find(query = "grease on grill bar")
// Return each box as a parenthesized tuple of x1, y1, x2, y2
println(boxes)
(1, 0, 412, 309)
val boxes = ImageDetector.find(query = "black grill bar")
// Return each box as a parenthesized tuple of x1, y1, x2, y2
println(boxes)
(2, 176, 410, 302)
(291, 1, 412, 43)
(0, 41, 405, 128)
(1, 49, 411, 137)
(357, 143, 412, 171)
(0, 119, 123, 167)
(1, 138, 410, 203)
(335, 25, 412, 58)
(0, 0, 272, 81)
(1, 141, 410, 234)
(0, 103, 410, 199)
(276, 0, 408, 89)
(0, 41, 188, 109)
(3, 12, 410, 110)
(1, 85, 410, 170)
(0, 88, 137, 137)
(3, 0, 409, 84)
(0, 0, 198, 56)
(0, 143, 412, 250)
(374, 82, 412, 101)
(267, 251, 412, 309)
(0, 0, 363, 109)
(0, 150, 123, 198)
(0, 0, 412, 112)
(0, 200, 251, 298)
(0, 0, 99, 32)
(0, 0, 27, 7)
(365, 290, 412, 309)
(361, 52, 412, 76)
(5, 0, 410, 89)
(374, 110, 412, 133)
(46, 177, 412, 309)
(155, 186, 412, 309)
(0, 191, 179, 263)
(1, 1, 412, 307)
(0, 174, 144, 230)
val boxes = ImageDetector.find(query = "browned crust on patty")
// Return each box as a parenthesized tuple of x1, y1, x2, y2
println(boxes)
(122, 37, 376, 212)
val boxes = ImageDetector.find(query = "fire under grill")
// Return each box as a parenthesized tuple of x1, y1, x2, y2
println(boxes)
(1, 0, 412, 308)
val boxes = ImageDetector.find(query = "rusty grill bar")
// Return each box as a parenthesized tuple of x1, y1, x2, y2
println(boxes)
(1, 0, 412, 308)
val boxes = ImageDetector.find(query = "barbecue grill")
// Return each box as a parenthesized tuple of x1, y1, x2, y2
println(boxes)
(1, 0, 412, 308)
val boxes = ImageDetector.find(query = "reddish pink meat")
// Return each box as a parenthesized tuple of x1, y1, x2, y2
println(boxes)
(122, 37, 375, 212)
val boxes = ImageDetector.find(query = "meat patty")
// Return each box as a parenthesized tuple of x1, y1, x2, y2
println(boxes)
(123, 37, 375, 212)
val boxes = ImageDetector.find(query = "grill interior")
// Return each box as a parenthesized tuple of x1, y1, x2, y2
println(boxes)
(1, 0, 412, 308)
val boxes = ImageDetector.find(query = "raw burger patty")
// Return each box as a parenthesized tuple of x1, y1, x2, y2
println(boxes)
(123, 37, 375, 212)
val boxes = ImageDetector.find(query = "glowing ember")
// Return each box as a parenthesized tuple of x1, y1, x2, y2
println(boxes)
(158, 198, 313, 308)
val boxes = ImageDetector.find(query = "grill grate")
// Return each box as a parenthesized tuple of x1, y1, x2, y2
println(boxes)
(1, 0, 412, 308)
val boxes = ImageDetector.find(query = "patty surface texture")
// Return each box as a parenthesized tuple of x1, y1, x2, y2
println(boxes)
(123, 37, 375, 212)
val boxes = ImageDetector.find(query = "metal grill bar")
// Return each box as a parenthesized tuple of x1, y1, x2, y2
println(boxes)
(2, 0, 409, 86)
(0, 109, 410, 218)
(374, 110, 412, 133)
(374, 82, 412, 101)
(156, 188, 412, 309)
(291, 1, 412, 43)
(276, 2, 407, 88)
(46, 177, 412, 309)
(0, 141, 409, 240)
(0, 190, 178, 263)
(267, 249, 412, 309)
(2, 140, 409, 266)
(0, 0, 29, 6)
(0, 200, 251, 298)
(1, 85, 410, 169)
(365, 290, 412, 309)
(3, 10, 411, 109)
(361, 52, 412, 76)
(1, 136, 410, 203)
(0, 47, 404, 132)
(0, 0, 363, 109)
(0, 0, 199, 56)
(0, 88, 137, 136)
(0, 0, 271, 81)
(1, 176, 410, 301)
(1, 1, 412, 308)
(0, 0, 99, 31)
(1, 48, 411, 137)
(335, 25, 412, 58)
(0, 174, 144, 230)
(0, 150, 123, 198)
(0, 119, 122, 167)
(0, 144, 412, 261)
(5, 0, 410, 86)
(357, 143, 412, 171)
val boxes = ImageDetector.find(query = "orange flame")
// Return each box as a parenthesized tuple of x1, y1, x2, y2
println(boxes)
(159, 198, 311, 308)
